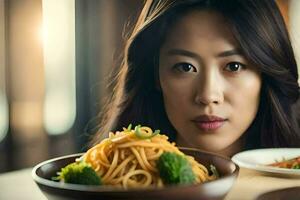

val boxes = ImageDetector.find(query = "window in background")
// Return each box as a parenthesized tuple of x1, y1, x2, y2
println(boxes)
(0, 0, 9, 143)
(42, 0, 76, 135)
(0, 0, 141, 172)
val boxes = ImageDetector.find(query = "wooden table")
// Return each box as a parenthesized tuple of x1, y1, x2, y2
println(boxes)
(0, 168, 46, 200)
(225, 168, 300, 200)
(0, 168, 299, 200)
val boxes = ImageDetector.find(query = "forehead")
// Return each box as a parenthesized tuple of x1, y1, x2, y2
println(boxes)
(162, 10, 238, 49)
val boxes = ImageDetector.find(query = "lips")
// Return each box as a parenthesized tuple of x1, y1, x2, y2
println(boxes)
(192, 115, 227, 131)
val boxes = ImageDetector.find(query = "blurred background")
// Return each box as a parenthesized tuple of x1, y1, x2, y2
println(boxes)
(0, 0, 299, 173)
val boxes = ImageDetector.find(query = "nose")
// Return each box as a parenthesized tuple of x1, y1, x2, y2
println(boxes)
(194, 69, 224, 105)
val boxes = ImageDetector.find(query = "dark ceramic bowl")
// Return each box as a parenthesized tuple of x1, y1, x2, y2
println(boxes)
(32, 148, 239, 200)
(256, 187, 300, 200)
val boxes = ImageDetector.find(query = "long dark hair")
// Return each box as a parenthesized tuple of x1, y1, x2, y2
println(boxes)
(92, 0, 300, 148)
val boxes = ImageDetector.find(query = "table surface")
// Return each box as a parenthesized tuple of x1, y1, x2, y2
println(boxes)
(0, 167, 299, 200)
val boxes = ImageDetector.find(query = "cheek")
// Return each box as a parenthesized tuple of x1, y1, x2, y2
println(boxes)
(159, 72, 191, 105)
(228, 73, 261, 126)
(159, 71, 193, 122)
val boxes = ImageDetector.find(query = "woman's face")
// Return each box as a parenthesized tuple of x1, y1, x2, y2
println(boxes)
(159, 10, 262, 155)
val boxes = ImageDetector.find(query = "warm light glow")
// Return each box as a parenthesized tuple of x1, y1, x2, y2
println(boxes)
(39, 23, 47, 46)
(0, 0, 8, 142)
(0, 92, 8, 142)
(44, 90, 75, 134)
(290, 0, 300, 84)
(42, 0, 76, 135)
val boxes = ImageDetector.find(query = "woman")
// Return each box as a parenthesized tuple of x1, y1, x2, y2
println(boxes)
(92, 0, 300, 156)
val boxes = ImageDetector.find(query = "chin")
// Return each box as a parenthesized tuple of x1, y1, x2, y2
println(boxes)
(195, 140, 233, 154)
(195, 144, 224, 153)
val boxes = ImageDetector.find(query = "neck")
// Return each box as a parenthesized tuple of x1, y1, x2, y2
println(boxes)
(176, 135, 245, 158)
(216, 138, 245, 157)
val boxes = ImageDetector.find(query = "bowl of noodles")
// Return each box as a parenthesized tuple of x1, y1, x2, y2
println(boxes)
(32, 125, 239, 200)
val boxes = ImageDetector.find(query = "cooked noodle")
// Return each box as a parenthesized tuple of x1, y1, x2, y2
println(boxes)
(82, 126, 216, 189)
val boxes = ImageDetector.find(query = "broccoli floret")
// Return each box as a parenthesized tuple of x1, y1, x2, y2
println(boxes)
(53, 162, 101, 185)
(157, 152, 195, 185)
(292, 164, 300, 169)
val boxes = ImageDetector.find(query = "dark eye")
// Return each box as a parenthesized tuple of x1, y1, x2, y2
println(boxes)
(173, 63, 196, 73)
(224, 62, 246, 72)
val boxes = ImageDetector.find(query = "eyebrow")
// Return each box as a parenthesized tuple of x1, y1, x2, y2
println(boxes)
(217, 49, 243, 57)
(167, 49, 200, 59)
(166, 48, 243, 59)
